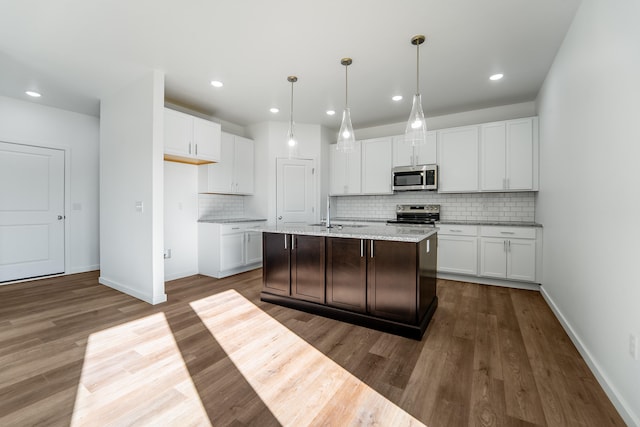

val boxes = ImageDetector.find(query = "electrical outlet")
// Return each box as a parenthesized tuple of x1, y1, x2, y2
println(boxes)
(164, 249, 172, 259)
(630, 334, 639, 361)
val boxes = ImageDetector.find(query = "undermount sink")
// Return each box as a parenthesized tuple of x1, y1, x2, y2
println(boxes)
(307, 223, 368, 228)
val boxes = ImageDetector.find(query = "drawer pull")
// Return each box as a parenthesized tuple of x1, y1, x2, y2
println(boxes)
(450, 229, 463, 232)
(360, 239, 364, 258)
(231, 227, 240, 230)
(500, 231, 515, 235)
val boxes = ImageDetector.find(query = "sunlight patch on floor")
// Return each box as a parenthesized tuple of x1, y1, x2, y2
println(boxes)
(190, 290, 426, 426)
(71, 312, 211, 426)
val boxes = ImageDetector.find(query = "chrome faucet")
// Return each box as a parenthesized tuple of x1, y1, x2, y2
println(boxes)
(326, 195, 332, 228)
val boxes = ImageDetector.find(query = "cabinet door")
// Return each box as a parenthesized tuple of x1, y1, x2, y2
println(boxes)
(220, 233, 245, 271)
(199, 132, 234, 193)
(437, 236, 478, 275)
(507, 239, 536, 281)
(263, 233, 290, 296)
(164, 108, 192, 157)
(291, 235, 325, 303)
(234, 136, 254, 194)
(438, 126, 479, 192)
(345, 141, 362, 194)
(245, 231, 262, 265)
(192, 116, 221, 162)
(392, 135, 413, 167)
(367, 240, 417, 324)
(414, 131, 437, 165)
(480, 122, 507, 191)
(326, 237, 366, 313)
(507, 118, 534, 190)
(361, 138, 392, 194)
(479, 238, 507, 278)
(329, 145, 347, 195)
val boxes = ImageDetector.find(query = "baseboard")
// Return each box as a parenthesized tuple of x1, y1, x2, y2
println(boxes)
(99, 276, 167, 305)
(540, 286, 639, 427)
(164, 270, 199, 282)
(437, 272, 540, 291)
(67, 264, 100, 275)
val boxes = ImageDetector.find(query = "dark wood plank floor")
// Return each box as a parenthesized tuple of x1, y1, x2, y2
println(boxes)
(0, 270, 625, 426)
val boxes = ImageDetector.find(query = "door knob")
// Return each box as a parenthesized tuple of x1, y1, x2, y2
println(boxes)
(278, 216, 283, 220)
(57, 215, 64, 220)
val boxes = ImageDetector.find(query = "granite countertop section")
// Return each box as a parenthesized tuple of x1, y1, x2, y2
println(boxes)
(437, 220, 542, 227)
(198, 217, 267, 224)
(256, 224, 436, 243)
(327, 217, 542, 228)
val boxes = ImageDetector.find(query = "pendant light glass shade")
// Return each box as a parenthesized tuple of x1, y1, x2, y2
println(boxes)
(405, 93, 427, 146)
(286, 76, 298, 158)
(336, 58, 355, 152)
(405, 35, 428, 147)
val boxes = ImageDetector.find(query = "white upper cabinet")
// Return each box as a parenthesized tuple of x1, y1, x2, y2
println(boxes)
(437, 125, 479, 192)
(361, 137, 393, 195)
(199, 132, 254, 195)
(164, 108, 221, 164)
(480, 117, 538, 191)
(329, 142, 361, 195)
(392, 131, 437, 167)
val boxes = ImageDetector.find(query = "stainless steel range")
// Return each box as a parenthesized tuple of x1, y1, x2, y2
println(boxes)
(386, 204, 440, 226)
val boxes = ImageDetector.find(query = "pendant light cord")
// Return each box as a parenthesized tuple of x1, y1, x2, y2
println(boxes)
(345, 64, 349, 108)
(290, 80, 294, 127)
(416, 41, 420, 95)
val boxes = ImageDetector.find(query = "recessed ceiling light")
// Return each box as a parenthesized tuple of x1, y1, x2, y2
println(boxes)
(25, 91, 41, 97)
(392, 95, 403, 102)
(270, 107, 279, 113)
(210, 80, 224, 88)
(489, 73, 504, 81)
(326, 110, 336, 116)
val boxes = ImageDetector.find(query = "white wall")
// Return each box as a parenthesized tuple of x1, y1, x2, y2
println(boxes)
(355, 101, 536, 140)
(0, 95, 100, 274)
(164, 161, 198, 281)
(99, 71, 166, 304)
(246, 121, 330, 225)
(536, 1, 640, 425)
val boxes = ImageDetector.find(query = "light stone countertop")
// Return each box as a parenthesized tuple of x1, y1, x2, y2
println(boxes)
(198, 218, 267, 224)
(256, 224, 437, 243)
(329, 217, 542, 228)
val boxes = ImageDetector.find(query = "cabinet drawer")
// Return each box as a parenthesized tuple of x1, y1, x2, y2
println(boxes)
(480, 226, 536, 239)
(219, 221, 264, 234)
(437, 224, 478, 236)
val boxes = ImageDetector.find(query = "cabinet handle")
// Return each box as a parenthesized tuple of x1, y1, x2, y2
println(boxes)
(231, 227, 240, 230)
(247, 233, 250, 243)
(450, 229, 463, 232)
(508, 240, 511, 252)
(370, 240, 374, 258)
(500, 231, 515, 235)
(360, 239, 364, 257)
(195, 144, 198, 156)
(292, 236, 296, 250)
(427, 240, 430, 253)
(188, 143, 192, 155)
(504, 240, 507, 252)
(284, 234, 287, 250)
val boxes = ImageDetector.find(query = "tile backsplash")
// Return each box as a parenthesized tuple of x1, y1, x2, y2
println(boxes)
(334, 192, 536, 222)
(199, 194, 244, 219)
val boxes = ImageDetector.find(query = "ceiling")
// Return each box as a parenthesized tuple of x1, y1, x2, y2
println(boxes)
(0, 0, 581, 130)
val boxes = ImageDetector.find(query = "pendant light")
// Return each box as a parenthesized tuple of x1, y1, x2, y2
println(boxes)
(286, 76, 298, 158)
(336, 58, 355, 152)
(405, 35, 427, 147)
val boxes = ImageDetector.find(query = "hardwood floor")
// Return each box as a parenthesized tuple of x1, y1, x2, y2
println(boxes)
(0, 270, 625, 426)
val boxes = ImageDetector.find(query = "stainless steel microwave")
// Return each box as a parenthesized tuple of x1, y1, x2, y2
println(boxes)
(392, 164, 438, 191)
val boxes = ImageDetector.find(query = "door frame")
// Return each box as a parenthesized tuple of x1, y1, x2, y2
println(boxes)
(275, 157, 318, 225)
(0, 138, 71, 283)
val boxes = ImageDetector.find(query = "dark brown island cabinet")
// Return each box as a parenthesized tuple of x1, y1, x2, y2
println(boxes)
(261, 232, 438, 339)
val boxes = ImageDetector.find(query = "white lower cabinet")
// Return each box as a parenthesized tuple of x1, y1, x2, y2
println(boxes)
(437, 224, 478, 275)
(479, 226, 537, 282)
(199, 221, 264, 278)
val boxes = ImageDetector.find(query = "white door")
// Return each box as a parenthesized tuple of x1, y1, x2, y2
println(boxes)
(0, 142, 65, 282)
(276, 158, 315, 225)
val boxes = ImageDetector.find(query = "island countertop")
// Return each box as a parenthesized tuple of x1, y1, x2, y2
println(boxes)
(256, 224, 437, 243)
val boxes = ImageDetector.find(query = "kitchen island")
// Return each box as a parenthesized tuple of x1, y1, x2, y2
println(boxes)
(258, 224, 438, 339)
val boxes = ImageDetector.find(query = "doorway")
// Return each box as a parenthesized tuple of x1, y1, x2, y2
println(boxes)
(0, 142, 65, 283)
(276, 158, 315, 225)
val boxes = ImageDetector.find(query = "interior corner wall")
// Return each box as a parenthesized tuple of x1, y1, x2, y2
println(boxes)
(0, 95, 100, 274)
(99, 70, 166, 304)
(536, 1, 640, 425)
